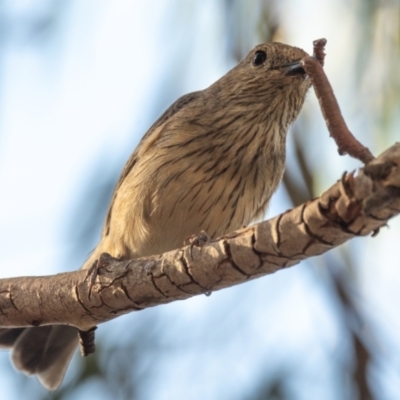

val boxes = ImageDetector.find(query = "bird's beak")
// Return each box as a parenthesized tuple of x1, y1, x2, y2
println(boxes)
(283, 60, 306, 76)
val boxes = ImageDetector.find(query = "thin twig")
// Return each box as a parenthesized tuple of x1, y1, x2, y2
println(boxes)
(302, 40, 375, 165)
(312, 38, 327, 67)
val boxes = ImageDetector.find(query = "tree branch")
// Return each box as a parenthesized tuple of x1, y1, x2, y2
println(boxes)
(1, 143, 400, 332)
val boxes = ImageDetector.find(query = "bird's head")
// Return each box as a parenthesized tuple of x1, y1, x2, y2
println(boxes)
(212, 42, 312, 128)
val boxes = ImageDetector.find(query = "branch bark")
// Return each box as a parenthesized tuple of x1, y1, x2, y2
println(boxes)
(1, 143, 400, 332)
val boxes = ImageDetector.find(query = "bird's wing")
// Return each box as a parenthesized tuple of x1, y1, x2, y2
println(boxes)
(102, 91, 202, 237)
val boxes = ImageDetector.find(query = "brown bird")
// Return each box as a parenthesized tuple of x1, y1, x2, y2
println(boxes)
(0, 41, 311, 390)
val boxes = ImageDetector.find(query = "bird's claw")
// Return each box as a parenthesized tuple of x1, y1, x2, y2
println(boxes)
(84, 252, 116, 299)
(185, 230, 211, 259)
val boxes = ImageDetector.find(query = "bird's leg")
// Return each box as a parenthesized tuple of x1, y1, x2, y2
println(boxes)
(78, 326, 97, 357)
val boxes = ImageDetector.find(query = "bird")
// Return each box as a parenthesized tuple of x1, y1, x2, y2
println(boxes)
(0, 41, 311, 390)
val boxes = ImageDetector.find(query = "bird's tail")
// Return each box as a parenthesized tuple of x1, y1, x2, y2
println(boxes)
(0, 245, 108, 390)
(0, 325, 78, 390)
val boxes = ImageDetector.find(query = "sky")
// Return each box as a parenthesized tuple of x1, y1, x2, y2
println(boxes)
(0, 1, 399, 399)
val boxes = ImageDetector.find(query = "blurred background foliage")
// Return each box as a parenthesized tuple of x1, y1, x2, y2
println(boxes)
(0, 1, 399, 399)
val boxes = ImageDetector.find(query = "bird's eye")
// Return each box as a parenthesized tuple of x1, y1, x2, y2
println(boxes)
(253, 50, 267, 66)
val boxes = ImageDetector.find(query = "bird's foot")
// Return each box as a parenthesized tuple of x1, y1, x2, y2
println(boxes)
(85, 252, 121, 299)
(185, 230, 211, 259)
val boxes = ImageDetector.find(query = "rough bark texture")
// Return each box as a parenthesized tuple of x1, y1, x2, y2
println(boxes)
(1, 143, 400, 332)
